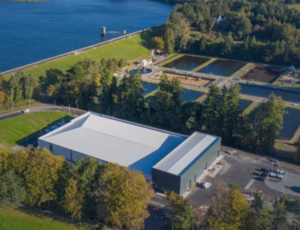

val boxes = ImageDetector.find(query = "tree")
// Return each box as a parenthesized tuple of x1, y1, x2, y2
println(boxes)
(23, 148, 67, 206)
(166, 191, 192, 230)
(247, 94, 286, 153)
(154, 74, 183, 131)
(206, 182, 250, 230)
(62, 177, 84, 219)
(203, 84, 242, 144)
(152, 36, 165, 50)
(199, 36, 207, 53)
(273, 199, 288, 230)
(64, 157, 103, 218)
(0, 91, 5, 103)
(164, 28, 175, 54)
(116, 72, 144, 121)
(95, 163, 154, 230)
(0, 170, 26, 209)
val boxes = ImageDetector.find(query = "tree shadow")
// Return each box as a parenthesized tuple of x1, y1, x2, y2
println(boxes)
(16, 116, 73, 147)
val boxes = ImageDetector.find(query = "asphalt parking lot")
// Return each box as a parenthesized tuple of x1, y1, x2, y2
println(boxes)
(187, 151, 300, 206)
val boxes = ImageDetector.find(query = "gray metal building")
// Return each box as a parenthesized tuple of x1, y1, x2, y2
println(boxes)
(38, 112, 221, 196)
(152, 132, 221, 196)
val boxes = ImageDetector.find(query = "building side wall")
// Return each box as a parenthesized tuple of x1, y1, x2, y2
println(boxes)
(179, 138, 221, 195)
(38, 139, 107, 163)
(152, 168, 181, 194)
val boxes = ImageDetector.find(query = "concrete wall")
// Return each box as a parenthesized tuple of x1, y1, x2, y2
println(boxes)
(179, 138, 221, 195)
(38, 139, 107, 164)
(152, 168, 181, 194)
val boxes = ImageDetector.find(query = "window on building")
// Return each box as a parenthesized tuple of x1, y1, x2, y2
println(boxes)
(70, 150, 73, 161)
(49, 143, 53, 152)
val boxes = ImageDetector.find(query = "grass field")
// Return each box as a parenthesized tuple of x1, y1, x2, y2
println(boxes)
(15, 34, 151, 79)
(288, 4, 300, 11)
(0, 111, 70, 148)
(0, 209, 90, 230)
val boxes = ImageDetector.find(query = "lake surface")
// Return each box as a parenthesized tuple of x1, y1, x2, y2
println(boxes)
(163, 55, 210, 71)
(197, 59, 246, 77)
(239, 84, 300, 103)
(0, 0, 173, 72)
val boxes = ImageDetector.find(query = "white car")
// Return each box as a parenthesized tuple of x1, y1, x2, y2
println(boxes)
(201, 182, 212, 189)
(21, 109, 30, 114)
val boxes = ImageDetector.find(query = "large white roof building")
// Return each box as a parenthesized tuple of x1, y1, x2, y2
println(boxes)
(38, 112, 187, 178)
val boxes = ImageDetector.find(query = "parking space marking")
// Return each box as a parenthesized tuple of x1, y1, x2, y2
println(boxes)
(244, 179, 255, 190)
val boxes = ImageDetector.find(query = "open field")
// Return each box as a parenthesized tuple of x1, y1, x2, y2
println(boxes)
(0, 208, 89, 230)
(11, 34, 151, 79)
(150, 72, 213, 87)
(0, 111, 70, 148)
(241, 66, 280, 83)
(288, 4, 300, 11)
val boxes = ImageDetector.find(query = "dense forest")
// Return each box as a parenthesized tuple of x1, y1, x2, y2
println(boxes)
(153, 0, 300, 65)
(0, 57, 289, 156)
(1, 148, 300, 229)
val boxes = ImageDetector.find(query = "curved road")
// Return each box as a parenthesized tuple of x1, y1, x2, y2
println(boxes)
(0, 106, 86, 122)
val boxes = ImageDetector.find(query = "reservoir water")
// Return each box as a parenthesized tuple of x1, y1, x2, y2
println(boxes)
(0, 0, 173, 72)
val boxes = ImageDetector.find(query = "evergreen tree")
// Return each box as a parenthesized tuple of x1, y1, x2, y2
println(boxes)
(0, 170, 26, 209)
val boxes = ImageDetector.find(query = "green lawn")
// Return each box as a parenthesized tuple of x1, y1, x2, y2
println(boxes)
(0, 112, 70, 148)
(288, 4, 300, 11)
(17, 33, 151, 79)
(0, 209, 89, 230)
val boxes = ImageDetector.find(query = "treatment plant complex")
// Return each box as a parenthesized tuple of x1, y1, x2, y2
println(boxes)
(38, 112, 221, 196)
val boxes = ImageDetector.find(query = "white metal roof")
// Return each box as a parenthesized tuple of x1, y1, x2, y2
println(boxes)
(39, 112, 187, 176)
(153, 132, 219, 176)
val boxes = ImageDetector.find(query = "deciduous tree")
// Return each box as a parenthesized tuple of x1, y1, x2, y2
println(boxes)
(95, 163, 154, 230)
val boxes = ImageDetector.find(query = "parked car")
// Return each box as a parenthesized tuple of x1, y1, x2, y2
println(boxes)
(261, 168, 270, 173)
(269, 172, 277, 178)
(201, 182, 212, 189)
(21, 109, 30, 114)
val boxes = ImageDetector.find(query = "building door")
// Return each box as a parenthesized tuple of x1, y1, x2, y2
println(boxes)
(194, 174, 197, 182)
(189, 180, 192, 188)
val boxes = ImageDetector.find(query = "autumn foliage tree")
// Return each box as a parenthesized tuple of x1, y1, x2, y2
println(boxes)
(206, 182, 249, 230)
(151, 36, 165, 50)
(94, 163, 154, 230)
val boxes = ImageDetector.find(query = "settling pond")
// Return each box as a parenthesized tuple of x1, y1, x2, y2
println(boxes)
(197, 59, 246, 77)
(278, 108, 300, 140)
(163, 55, 210, 71)
(142, 82, 158, 96)
(202, 99, 252, 111)
(142, 82, 204, 102)
(239, 84, 300, 103)
(181, 90, 204, 102)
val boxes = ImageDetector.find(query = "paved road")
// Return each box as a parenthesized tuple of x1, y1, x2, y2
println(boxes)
(0, 106, 86, 122)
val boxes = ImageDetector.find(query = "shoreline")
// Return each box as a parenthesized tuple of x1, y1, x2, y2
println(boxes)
(1, 27, 155, 76)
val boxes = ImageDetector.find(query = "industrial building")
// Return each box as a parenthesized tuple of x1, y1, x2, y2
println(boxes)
(38, 112, 221, 196)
